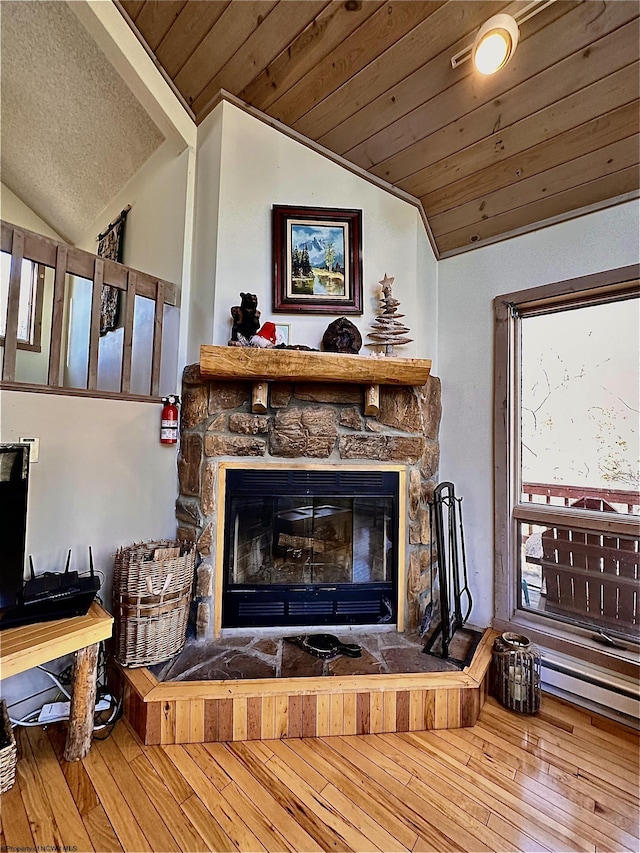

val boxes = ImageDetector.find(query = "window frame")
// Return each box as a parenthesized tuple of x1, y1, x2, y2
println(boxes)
(493, 264, 640, 677)
(0, 259, 45, 352)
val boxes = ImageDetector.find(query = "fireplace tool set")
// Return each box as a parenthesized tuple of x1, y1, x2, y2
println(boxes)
(422, 481, 481, 666)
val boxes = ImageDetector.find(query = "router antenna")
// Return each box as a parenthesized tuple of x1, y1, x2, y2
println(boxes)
(89, 546, 95, 576)
(29, 555, 35, 580)
(64, 549, 72, 574)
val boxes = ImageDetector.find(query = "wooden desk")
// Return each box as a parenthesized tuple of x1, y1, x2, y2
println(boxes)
(0, 602, 113, 760)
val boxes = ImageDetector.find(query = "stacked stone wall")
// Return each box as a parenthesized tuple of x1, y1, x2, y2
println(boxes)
(177, 364, 442, 638)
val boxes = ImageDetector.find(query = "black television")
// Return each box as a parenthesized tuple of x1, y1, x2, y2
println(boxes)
(0, 442, 100, 630)
(0, 443, 29, 612)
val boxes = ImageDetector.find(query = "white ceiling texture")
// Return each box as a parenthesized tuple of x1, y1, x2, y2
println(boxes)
(0, 0, 164, 244)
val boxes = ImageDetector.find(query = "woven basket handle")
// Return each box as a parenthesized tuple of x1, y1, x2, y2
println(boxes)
(145, 573, 173, 596)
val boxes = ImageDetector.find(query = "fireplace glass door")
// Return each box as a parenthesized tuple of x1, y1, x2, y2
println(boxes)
(222, 469, 399, 628)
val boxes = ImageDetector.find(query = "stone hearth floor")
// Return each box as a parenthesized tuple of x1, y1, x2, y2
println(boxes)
(149, 626, 480, 683)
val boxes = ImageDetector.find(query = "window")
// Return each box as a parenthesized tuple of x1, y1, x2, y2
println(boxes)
(494, 266, 639, 670)
(0, 252, 44, 351)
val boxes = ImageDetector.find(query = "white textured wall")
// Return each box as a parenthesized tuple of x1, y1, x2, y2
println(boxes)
(68, 141, 188, 395)
(190, 102, 437, 364)
(1, 184, 63, 240)
(437, 200, 640, 629)
(76, 141, 189, 284)
(0, 390, 178, 597)
(188, 104, 224, 366)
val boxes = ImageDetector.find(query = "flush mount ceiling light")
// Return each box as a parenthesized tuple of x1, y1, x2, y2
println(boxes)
(451, 0, 556, 75)
(472, 14, 519, 75)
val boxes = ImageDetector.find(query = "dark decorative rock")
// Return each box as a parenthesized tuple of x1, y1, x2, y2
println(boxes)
(254, 639, 278, 656)
(378, 386, 422, 433)
(181, 385, 208, 430)
(207, 413, 227, 432)
(419, 376, 442, 440)
(197, 522, 213, 557)
(339, 407, 363, 430)
(177, 433, 202, 496)
(201, 462, 216, 516)
(322, 317, 362, 354)
(219, 653, 276, 680)
(204, 434, 266, 457)
(208, 381, 250, 413)
(196, 562, 213, 597)
(281, 641, 324, 678)
(294, 383, 361, 404)
(326, 647, 384, 676)
(270, 407, 337, 458)
(420, 440, 440, 480)
(176, 498, 203, 527)
(177, 525, 197, 543)
(229, 413, 270, 434)
(382, 646, 457, 673)
(182, 363, 203, 385)
(270, 383, 293, 408)
(408, 468, 421, 520)
(338, 434, 424, 463)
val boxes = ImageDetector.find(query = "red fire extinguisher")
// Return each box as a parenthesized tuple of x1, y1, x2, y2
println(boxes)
(160, 395, 180, 444)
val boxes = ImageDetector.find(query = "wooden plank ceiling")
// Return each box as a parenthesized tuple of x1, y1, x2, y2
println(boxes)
(118, 0, 640, 257)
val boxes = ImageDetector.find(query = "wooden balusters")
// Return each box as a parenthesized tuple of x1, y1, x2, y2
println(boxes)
(2, 228, 24, 382)
(48, 244, 68, 387)
(1, 220, 179, 400)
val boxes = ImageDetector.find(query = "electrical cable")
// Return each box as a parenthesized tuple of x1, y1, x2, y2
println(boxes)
(9, 639, 123, 740)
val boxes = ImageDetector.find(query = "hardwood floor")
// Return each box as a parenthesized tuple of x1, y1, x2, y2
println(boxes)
(1, 694, 638, 853)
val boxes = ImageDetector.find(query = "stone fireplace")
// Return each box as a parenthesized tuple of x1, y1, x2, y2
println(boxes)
(176, 358, 441, 639)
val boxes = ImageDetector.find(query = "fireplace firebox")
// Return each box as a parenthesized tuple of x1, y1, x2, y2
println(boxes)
(222, 469, 400, 628)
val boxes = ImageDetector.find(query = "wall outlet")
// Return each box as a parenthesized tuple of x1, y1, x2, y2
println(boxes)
(19, 436, 40, 463)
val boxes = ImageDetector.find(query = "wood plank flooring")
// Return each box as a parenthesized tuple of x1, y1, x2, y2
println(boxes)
(1, 694, 638, 853)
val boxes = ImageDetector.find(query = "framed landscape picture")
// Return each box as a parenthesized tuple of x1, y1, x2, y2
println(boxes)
(272, 205, 363, 314)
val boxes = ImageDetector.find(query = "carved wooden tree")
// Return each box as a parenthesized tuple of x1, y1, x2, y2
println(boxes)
(366, 274, 413, 356)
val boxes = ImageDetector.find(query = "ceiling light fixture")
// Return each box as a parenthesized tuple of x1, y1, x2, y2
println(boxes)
(451, 0, 556, 75)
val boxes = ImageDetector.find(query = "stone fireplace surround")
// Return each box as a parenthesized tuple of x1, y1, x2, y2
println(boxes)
(176, 360, 442, 639)
(116, 358, 499, 745)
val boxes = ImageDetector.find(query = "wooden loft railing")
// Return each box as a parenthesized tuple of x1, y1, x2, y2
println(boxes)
(1, 221, 180, 400)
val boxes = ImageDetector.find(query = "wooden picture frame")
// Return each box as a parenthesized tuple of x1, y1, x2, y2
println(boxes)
(272, 205, 363, 314)
(274, 323, 290, 345)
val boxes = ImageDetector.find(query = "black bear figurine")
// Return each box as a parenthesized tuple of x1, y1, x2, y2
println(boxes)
(230, 292, 261, 345)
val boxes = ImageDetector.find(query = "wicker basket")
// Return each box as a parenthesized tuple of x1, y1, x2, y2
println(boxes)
(0, 699, 17, 794)
(113, 540, 196, 667)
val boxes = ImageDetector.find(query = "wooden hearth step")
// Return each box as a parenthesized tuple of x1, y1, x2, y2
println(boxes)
(119, 628, 496, 745)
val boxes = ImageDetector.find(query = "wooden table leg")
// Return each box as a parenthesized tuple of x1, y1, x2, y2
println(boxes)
(63, 642, 99, 761)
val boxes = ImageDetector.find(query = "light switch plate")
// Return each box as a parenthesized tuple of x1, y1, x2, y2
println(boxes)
(19, 436, 40, 463)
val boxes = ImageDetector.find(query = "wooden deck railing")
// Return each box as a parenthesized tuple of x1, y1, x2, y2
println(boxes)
(521, 482, 639, 637)
(522, 482, 640, 515)
(1, 221, 180, 399)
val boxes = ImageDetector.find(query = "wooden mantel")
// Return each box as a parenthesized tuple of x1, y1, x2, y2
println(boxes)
(199, 346, 432, 415)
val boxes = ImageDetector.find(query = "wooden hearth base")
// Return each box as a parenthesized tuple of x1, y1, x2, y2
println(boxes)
(119, 629, 496, 744)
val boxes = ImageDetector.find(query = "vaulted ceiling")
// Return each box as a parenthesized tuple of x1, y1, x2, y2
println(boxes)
(0, 1, 165, 245)
(118, 0, 639, 258)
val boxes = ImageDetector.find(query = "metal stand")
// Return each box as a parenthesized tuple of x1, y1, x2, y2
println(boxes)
(423, 481, 478, 664)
